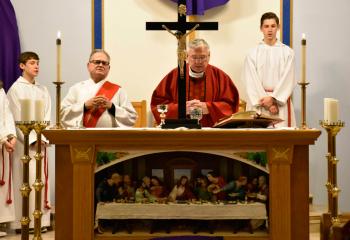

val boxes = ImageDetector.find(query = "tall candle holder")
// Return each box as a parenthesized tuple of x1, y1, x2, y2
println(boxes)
(52, 31, 65, 129)
(15, 121, 35, 240)
(32, 121, 50, 240)
(51, 81, 65, 129)
(298, 34, 309, 129)
(298, 82, 309, 129)
(320, 120, 345, 239)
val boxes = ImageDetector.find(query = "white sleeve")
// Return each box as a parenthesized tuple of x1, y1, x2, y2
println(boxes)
(112, 88, 137, 127)
(7, 86, 21, 122)
(271, 48, 297, 105)
(0, 89, 16, 141)
(243, 50, 268, 107)
(60, 84, 85, 128)
(7, 86, 26, 142)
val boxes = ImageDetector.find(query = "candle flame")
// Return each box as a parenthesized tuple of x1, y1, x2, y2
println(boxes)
(57, 31, 61, 39)
(302, 33, 306, 40)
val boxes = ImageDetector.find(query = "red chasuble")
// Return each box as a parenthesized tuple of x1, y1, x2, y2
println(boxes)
(83, 81, 120, 128)
(151, 64, 239, 127)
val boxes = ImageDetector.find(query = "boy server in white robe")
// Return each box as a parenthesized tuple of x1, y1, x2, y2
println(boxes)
(7, 52, 52, 230)
(0, 84, 16, 237)
(243, 12, 297, 127)
(60, 49, 137, 128)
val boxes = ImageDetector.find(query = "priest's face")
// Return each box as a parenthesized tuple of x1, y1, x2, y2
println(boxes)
(88, 52, 110, 82)
(260, 18, 279, 43)
(187, 45, 210, 73)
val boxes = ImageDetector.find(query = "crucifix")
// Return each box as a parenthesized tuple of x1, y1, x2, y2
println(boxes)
(146, 0, 218, 128)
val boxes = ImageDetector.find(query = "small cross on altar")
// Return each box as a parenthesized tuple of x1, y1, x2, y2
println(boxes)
(146, 0, 218, 128)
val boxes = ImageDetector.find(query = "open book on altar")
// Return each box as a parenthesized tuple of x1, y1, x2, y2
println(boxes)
(213, 111, 283, 128)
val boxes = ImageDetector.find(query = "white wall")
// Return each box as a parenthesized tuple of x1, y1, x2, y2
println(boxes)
(11, 0, 92, 205)
(104, 0, 279, 120)
(293, 0, 350, 211)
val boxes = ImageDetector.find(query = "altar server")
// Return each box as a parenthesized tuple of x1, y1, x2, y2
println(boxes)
(0, 84, 16, 236)
(242, 12, 297, 127)
(7, 52, 52, 230)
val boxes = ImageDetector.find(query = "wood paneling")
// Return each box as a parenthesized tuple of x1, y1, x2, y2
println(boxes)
(132, 100, 147, 127)
(44, 128, 320, 240)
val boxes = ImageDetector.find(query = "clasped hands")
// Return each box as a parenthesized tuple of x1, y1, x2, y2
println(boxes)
(186, 99, 208, 115)
(3, 137, 16, 153)
(259, 96, 279, 115)
(85, 95, 112, 110)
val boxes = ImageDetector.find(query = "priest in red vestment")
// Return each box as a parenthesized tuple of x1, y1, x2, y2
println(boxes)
(151, 38, 239, 127)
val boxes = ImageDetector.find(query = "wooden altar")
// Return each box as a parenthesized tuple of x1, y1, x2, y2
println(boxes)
(43, 128, 320, 240)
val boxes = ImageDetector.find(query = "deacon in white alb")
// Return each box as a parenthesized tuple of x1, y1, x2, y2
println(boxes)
(60, 49, 137, 128)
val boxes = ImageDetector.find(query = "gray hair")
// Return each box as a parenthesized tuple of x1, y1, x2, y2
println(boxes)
(89, 49, 111, 62)
(188, 38, 210, 51)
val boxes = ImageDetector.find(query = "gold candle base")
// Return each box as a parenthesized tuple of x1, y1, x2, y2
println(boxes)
(298, 82, 309, 129)
(15, 121, 35, 240)
(331, 216, 342, 226)
(320, 120, 344, 134)
(32, 121, 49, 240)
(320, 120, 344, 228)
(51, 81, 65, 129)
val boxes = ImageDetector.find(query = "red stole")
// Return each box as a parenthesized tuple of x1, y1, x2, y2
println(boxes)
(83, 81, 120, 128)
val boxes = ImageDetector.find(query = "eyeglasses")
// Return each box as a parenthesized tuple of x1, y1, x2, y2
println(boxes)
(190, 55, 208, 62)
(89, 60, 110, 66)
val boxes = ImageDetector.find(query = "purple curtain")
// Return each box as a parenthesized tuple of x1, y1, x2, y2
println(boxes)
(0, 0, 21, 92)
(170, 0, 229, 15)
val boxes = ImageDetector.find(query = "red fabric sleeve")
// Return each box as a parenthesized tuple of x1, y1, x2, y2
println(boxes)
(151, 68, 179, 124)
(203, 65, 240, 126)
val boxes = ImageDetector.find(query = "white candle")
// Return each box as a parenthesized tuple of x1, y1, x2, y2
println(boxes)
(324, 98, 339, 123)
(324, 98, 329, 122)
(301, 33, 306, 83)
(56, 31, 61, 82)
(20, 99, 33, 121)
(34, 99, 45, 121)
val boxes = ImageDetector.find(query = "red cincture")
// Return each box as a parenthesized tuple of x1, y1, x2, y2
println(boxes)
(0, 146, 5, 185)
(44, 146, 50, 209)
(6, 152, 13, 204)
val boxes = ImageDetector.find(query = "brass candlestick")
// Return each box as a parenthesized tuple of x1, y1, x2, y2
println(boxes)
(320, 120, 344, 226)
(15, 121, 35, 240)
(32, 121, 49, 240)
(51, 81, 65, 129)
(298, 82, 309, 129)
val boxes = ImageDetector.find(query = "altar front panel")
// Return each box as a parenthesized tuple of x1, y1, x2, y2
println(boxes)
(44, 128, 321, 240)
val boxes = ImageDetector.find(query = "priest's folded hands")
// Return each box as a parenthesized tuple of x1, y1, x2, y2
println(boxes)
(186, 99, 209, 115)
